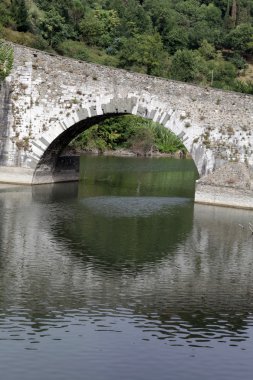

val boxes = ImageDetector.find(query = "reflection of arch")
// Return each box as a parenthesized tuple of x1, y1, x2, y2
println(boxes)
(32, 183, 195, 267)
(31, 96, 211, 184)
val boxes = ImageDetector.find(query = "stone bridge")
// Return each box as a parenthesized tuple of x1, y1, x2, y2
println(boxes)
(0, 43, 253, 185)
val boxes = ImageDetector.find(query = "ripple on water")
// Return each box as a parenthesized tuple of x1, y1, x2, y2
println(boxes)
(1, 160, 253, 379)
(0, 307, 253, 349)
(80, 196, 190, 217)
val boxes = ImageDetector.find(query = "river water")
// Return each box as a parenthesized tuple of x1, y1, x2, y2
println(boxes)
(1, 156, 253, 380)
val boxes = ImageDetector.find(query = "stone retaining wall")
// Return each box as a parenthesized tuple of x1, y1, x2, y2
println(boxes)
(195, 183, 253, 209)
(195, 162, 253, 209)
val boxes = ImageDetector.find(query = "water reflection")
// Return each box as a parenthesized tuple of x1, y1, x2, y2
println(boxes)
(0, 185, 253, 348)
(79, 155, 198, 198)
(1, 159, 253, 379)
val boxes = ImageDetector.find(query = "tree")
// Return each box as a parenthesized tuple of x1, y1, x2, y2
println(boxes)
(200, 3, 222, 28)
(198, 39, 217, 59)
(165, 27, 189, 54)
(189, 20, 218, 47)
(207, 55, 238, 84)
(119, 32, 168, 75)
(40, 8, 71, 47)
(174, 0, 202, 24)
(225, 22, 253, 53)
(11, 0, 29, 32)
(143, 0, 177, 39)
(79, 8, 120, 47)
(0, 0, 14, 28)
(170, 49, 200, 82)
(0, 42, 14, 80)
(67, 0, 86, 29)
(118, 0, 153, 35)
(129, 126, 155, 156)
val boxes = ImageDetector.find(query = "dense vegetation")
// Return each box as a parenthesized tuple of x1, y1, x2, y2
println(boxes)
(69, 115, 186, 156)
(1, 0, 253, 93)
(0, 41, 13, 80)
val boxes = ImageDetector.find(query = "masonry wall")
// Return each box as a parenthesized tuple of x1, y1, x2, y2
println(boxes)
(1, 43, 253, 177)
(0, 82, 12, 165)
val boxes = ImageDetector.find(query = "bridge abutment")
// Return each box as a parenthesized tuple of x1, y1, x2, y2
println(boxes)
(0, 166, 33, 184)
(195, 162, 253, 209)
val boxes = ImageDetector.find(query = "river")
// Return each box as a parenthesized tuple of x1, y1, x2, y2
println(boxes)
(1, 156, 253, 380)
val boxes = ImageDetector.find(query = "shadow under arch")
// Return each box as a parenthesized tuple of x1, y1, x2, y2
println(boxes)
(31, 96, 207, 184)
(33, 113, 127, 184)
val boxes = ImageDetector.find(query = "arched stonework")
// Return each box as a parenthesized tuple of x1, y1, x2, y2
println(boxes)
(1, 43, 253, 186)
(30, 95, 213, 183)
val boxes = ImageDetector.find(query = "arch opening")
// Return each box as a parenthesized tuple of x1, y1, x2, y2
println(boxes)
(33, 113, 127, 184)
(29, 93, 217, 184)
(32, 112, 197, 185)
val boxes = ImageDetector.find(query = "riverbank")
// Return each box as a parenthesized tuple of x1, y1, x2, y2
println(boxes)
(195, 162, 253, 210)
(1, 159, 253, 211)
(64, 147, 190, 159)
(0, 166, 34, 185)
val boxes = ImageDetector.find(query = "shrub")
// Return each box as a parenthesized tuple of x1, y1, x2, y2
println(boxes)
(2, 28, 49, 50)
(128, 126, 155, 155)
(57, 40, 89, 61)
(0, 41, 13, 80)
(69, 115, 186, 155)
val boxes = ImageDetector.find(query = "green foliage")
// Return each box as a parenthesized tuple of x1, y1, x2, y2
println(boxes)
(198, 40, 216, 60)
(165, 28, 189, 54)
(225, 23, 253, 53)
(57, 40, 89, 61)
(208, 57, 237, 84)
(143, 0, 177, 34)
(230, 79, 253, 94)
(2, 27, 49, 50)
(119, 32, 168, 75)
(26, 0, 45, 34)
(11, 0, 30, 32)
(0, 0, 14, 28)
(2, 0, 253, 93)
(170, 49, 200, 82)
(150, 124, 186, 153)
(67, 0, 86, 29)
(225, 51, 247, 69)
(128, 126, 155, 155)
(40, 8, 73, 47)
(113, 0, 153, 36)
(57, 39, 119, 66)
(0, 41, 14, 80)
(79, 8, 120, 48)
(70, 115, 185, 155)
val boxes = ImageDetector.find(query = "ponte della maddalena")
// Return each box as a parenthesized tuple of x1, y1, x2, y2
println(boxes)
(0, 44, 253, 208)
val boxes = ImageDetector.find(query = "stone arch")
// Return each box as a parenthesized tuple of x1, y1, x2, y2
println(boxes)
(30, 96, 213, 184)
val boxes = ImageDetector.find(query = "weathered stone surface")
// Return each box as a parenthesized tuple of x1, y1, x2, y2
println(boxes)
(195, 183, 253, 209)
(197, 162, 251, 190)
(0, 166, 33, 184)
(0, 43, 253, 186)
(195, 162, 253, 209)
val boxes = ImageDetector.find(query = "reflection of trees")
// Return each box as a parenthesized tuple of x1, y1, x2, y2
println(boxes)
(53, 198, 194, 268)
(1, 185, 253, 344)
(79, 156, 198, 198)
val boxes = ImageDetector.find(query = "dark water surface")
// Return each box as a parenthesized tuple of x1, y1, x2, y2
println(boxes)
(1, 156, 253, 380)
